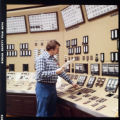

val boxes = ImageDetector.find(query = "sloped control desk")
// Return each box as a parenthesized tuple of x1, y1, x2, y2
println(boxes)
(6, 72, 118, 117)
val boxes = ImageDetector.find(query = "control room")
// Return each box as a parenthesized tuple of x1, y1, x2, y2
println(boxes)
(6, 5, 118, 117)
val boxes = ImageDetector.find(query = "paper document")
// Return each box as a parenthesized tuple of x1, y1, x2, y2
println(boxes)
(61, 58, 75, 68)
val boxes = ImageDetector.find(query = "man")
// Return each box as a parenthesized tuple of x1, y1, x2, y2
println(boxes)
(35, 40, 78, 117)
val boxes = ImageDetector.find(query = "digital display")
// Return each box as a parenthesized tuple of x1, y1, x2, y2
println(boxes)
(61, 5, 84, 29)
(71, 38, 77, 46)
(83, 45, 88, 53)
(66, 40, 70, 47)
(7, 44, 15, 50)
(20, 43, 28, 50)
(91, 64, 100, 75)
(77, 75, 87, 86)
(23, 65, 29, 72)
(68, 48, 74, 55)
(108, 64, 114, 73)
(86, 76, 96, 88)
(7, 51, 17, 57)
(102, 64, 118, 76)
(75, 63, 88, 74)
(102, 64, 109, 76)
(114, 52, 118, 62)
(100, 53, 104, 62)
(83, 36, 88, 44)
(75, 46, 81, 54)
(28, 12, 58, 32)
(111, 29, 119, 40)
(114, 64, 118, 75)
(105, 78, 118, 93)
(85, 5, 118, 20)
(7, 16, 27, 34)
(20, 50, 31, 56)
(110, 52, 118, 62)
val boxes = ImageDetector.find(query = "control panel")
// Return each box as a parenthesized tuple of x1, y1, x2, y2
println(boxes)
(56, 74, 118, 117)
(7, 72, 36, 93)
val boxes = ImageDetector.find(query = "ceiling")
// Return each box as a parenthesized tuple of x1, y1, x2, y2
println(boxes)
(7, 4, 46, 10)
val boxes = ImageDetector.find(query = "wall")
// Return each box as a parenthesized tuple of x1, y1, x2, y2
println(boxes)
(63, 5, 118, 75)
(7, 5, 67, 72)
(7, 5, 118, 73)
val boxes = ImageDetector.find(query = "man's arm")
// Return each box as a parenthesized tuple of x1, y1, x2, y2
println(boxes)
(58, 71, 73, 84)
(36, 57, 57, 78)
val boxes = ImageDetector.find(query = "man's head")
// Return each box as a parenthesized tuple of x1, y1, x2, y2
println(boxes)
(46, 40, 60, 55)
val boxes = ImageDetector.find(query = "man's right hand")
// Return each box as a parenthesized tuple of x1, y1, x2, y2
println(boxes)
(56, 67, 65, 74)
(71, 82, 79, 88)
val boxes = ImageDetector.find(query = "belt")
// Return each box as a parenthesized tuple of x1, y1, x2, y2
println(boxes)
(39, 81, 56, 85)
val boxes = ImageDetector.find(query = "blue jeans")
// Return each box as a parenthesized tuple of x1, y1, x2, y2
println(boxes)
(35, 82, 57, 117)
